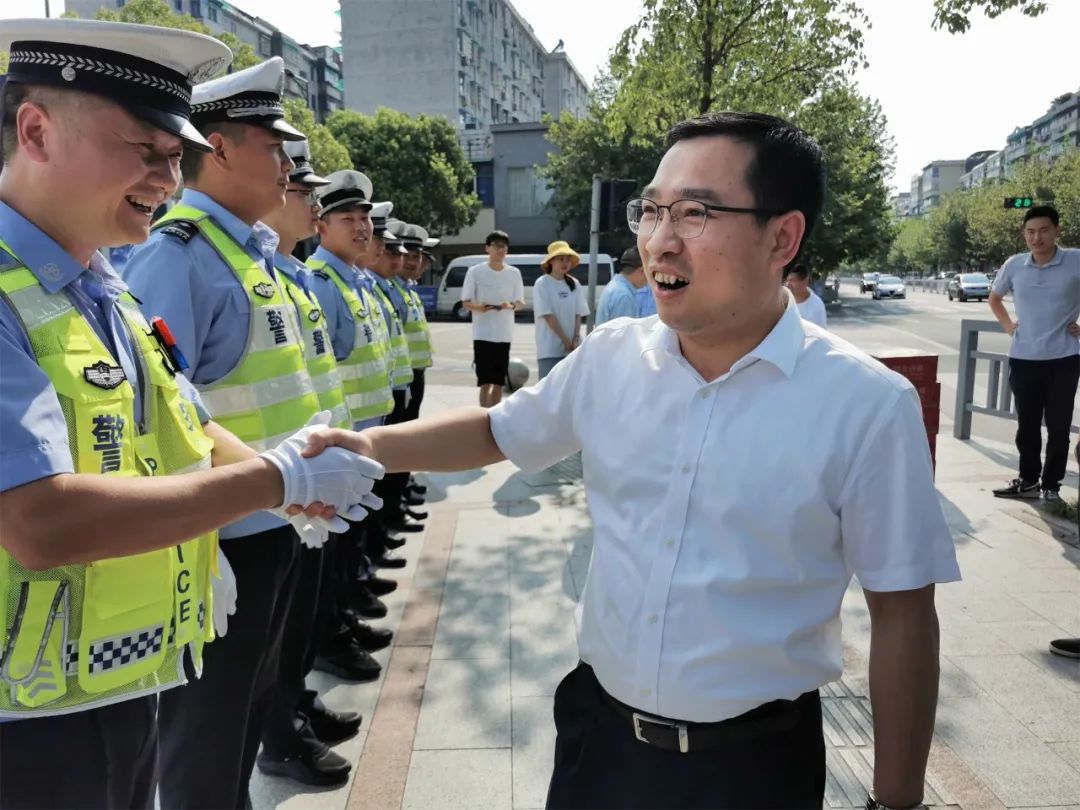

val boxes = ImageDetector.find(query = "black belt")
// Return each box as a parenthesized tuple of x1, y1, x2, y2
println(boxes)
(600, 687, 810, 754)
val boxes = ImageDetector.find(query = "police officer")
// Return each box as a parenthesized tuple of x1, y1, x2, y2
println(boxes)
(121, 56, 341, 809)
(255, 138, 375, 786)
(0, 19, 380, 809)
(307, 171, 397, 678)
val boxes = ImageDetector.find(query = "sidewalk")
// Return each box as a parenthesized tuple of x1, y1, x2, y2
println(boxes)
(251, 384, 1080, 810)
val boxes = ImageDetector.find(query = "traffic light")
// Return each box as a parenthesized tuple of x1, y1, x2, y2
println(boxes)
(598, 179, 639, 231)
(1004, 197, 1035, 209)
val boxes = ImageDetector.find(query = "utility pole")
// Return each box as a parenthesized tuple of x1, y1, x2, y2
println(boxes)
(44, 0, 51, 18)
(586, 174, 601, 333)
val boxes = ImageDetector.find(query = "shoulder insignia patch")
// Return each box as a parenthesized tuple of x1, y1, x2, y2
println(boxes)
(308, 309, 322, 322)
(252, 282, 276, 299)
(83, 361, 126, 390)
(158, 221, 199, 244)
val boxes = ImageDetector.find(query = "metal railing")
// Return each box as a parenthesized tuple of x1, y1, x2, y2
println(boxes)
(954, 319, 1079, 439)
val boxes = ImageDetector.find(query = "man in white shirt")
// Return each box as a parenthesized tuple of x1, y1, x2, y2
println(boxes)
(306, 112, 959, 810)
(460, 230, 525, 407)
(785, 263, 828, 329)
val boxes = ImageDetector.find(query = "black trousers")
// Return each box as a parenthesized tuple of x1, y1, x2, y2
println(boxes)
(158, 525, 299, 810)
(1009, 355, 1080, 490)
(0, 695, 157, 810)
(374, 389, 411, 533)
(261, 543, 325, 758)
(404, 367, 426, 422)
(546, 664, 825, 810)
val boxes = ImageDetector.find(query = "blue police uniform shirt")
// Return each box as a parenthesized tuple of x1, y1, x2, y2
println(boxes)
(596, 274, 640, 325)
(364, 269, 409, 391)
(636, 284, 657, 317)
(308, 245, 361, 362)
(123, 188, 285, 539)
(0, 201, 208, 494)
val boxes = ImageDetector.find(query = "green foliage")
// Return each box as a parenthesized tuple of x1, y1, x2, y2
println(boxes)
(282, 99, 352, 175)
(932, 0, 1049, 33)
(86, 0, 261, 69)
(327, 107, 479, 234)
(544, 0, 893, 270)
(886, 148, 1079, 273)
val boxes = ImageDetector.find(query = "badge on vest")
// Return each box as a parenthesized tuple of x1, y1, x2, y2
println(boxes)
(308, 309, 322, 322)
(253, 282, 276, 299)
(83, 361, 126, 390)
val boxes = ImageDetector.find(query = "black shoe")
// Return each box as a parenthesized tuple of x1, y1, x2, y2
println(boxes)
(381, 534, 407, 550)
(992, 478, 1041, 499)
(363, 574, 398, 596)
(386, 516, 424, 533)
(305, 705, 362, 746)
(256, 744, 350, 787)
(346, 617, 393, 652)
(350, 587, 388, 619)
(1042, 489, 1064, 506)
(407, 481, 427, 496)
(313, 644, 381, 682)
(403, 493, 426, 506)
(404, 507, 428, 521)
(1049, 638, 1080, 658)
(372, 552, 407, 569)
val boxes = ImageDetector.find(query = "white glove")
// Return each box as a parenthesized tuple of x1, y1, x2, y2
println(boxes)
(403, 386, 412, 410)
(278, 495, 383, 550)
(212, 548, 238, 637)
(260, 410, 385, 523)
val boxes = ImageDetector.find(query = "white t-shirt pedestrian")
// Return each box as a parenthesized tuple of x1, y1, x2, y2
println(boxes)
(533, 274, 590, 360)
(796, 290, 827, 329)
(461, 262, 525, 343)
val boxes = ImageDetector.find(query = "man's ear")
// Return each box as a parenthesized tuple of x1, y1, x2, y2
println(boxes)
(769, 211, 807, 272)
(203, 131, 231, 172)
(14, 100, 54, 164)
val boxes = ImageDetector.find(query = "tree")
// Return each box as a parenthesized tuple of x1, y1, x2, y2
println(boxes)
(86, 0, 261, 69)
(932, 0, 1049, 33)
(327, 108, 478, 234)
(544, 1, 894, 270)
(282, 99, 352, 175)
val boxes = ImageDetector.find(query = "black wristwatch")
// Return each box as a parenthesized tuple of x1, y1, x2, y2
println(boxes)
(865, 793, 928, 810)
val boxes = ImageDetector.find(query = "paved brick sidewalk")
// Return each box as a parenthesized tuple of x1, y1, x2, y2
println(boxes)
(251, 384, 1080, 810)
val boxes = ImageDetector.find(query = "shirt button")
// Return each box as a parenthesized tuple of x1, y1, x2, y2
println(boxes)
(647, 614, 658, 624)
(665, 538, 676, 549)
(681, 463, 692, 474)
(640, 688, 652, 697)
(699, 389, 710, 399)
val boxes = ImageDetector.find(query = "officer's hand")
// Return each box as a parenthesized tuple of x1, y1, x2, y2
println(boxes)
(212, 548, 238, 637)
(1067, 322, 1080, 337)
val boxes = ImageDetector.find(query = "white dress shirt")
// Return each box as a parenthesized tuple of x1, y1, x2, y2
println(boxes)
(796, 289, 827, 329)
(489, 294, 960, 723)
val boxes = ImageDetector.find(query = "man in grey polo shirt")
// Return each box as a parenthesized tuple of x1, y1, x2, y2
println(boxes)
(989, 205, 1080, 503)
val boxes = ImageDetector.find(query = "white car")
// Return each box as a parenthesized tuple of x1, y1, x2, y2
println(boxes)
(872, 275, 906, 300)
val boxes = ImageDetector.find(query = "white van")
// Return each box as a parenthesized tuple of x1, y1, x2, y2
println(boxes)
(436, 253, 614, 320)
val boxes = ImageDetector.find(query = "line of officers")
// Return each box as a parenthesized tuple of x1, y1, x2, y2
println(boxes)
(0, 18, 439, 810)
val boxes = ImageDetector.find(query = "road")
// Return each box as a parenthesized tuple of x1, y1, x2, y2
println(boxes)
(424, 282, 1077, 446)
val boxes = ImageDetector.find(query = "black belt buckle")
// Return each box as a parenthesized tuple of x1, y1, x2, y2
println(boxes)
(632, 711, 690, 753)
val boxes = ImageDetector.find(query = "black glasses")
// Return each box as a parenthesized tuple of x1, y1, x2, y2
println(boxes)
(287, 188, 320, 206)
(626, 197, 784, 239)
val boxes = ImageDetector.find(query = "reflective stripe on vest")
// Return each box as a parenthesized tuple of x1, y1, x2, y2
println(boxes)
(395, 279, 433, 370)
(371, 281, 414, 388)
(305, 258, 394, 422)
(0, 244, 217, 718)
(154, 205, 320, 447)
(279, 273, 351, 430)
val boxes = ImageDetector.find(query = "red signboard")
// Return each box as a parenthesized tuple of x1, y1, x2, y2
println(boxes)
(873, 351, 940, 476)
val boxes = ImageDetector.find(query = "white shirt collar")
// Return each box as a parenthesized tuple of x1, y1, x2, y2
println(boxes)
(640, 289, 805, 380)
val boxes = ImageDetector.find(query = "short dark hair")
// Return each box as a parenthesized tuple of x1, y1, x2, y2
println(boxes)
(784, 264, 810, 281)
(1, 83, 100, 164)
(485, 230, 510, 247)
(666, 111, 826, 245)
(1024, 204, 1059, 227)
(180, 121, 247, 182)
(619, 245, 642, 272)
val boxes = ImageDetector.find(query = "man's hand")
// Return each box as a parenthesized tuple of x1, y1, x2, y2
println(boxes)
(571, 335, 582, 349)
(1006, 320, 1019, 337)
(501, 301, 514, 310)
(1067, 322, 1080, 337)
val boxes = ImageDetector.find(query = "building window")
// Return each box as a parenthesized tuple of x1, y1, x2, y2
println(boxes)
(259, 34, 271, 56)
(507, 167, 551, 217)
(173, 0, 182, 10)
(207, 4, 217, 21)
(189, 0, 202, 17)
(116, 0, 125, 6)
(474, 162, 495, 207)
(932, 166, 940, 177)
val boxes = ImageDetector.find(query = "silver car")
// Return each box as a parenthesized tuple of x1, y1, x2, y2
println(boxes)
(947, 273, 991, 302)
(872, 275, 906, 300)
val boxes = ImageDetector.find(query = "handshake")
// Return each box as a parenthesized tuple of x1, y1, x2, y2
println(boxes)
(259, 411, 385, 550)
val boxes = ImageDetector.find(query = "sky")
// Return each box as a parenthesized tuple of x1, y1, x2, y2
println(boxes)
(4, 0, 1079, 194)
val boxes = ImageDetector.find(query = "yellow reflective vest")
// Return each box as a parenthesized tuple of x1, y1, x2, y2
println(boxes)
(395, 279, 433, 370)
(370, 279, 413, 388)
(277, 269, 351, 430)
(0, 243, 217, 718)
(154, 204, 320, 451)
(306, 258, 394, 423)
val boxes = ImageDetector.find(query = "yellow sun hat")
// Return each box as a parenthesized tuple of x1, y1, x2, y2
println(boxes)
(541, 240, 581, 271)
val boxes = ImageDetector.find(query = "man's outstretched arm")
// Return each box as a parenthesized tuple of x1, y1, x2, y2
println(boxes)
(306, 407, 506, 474)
